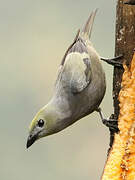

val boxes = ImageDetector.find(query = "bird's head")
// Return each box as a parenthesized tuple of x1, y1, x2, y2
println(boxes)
(26, 105, 58, 148)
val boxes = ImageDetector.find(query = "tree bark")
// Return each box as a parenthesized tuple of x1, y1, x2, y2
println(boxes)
(111, 0, 135, 145)
(101, 1, 135, 179)
(114, 0, 135, 120)
(108, 0, 135, 150)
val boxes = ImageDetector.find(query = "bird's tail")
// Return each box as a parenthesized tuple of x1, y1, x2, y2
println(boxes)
(81, 9, 98, 39)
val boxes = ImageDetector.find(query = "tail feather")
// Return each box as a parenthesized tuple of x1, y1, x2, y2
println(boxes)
(81, 9, 98, 39)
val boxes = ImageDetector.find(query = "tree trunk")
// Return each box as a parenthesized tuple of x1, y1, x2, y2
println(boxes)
(114, 0, 135, 120)
(101, 1, 135, 179)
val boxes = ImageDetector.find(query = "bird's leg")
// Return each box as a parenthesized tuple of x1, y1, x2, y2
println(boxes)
(100, 55, 123, 68)
(96, 108, 119, 133)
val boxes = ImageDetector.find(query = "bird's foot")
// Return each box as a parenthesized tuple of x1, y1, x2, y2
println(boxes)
(100, 55, 123, 68)
(96, 108, 119, 133)
(102, 118, 119, 133)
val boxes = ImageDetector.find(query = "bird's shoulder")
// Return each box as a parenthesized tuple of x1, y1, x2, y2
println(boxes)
(55, 33, 92, 94)
(61, 33, 89, 66)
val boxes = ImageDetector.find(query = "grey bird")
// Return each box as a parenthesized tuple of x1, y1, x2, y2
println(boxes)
(27, 10, 119, 148)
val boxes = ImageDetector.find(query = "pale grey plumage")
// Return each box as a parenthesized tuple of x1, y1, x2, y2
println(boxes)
(27, 9, 106, 148)
(51, 9, 106, 131)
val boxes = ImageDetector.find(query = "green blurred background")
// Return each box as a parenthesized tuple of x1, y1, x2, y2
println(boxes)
(1, 0, 117, 179)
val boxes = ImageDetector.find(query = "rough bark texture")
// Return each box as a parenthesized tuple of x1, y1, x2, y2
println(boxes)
(102, 54, 135, 179)
(109, 0, 135, 149)
(101, 2, 135, 179)
(114, 0, 135, 120)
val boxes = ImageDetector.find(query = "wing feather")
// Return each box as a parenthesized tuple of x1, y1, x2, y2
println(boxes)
(56, 38, 92, 94)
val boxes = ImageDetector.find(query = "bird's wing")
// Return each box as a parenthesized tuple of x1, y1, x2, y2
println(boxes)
(55, 10, 98, 94)
(55, 37, 92, 94)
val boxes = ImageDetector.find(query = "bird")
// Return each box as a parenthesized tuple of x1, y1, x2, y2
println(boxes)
(26, 9, 119, 148)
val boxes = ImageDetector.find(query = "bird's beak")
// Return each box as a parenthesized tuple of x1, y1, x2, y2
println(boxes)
(26, 133, 38, 148)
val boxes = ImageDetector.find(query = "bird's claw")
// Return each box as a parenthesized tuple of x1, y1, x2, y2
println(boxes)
(102, 118, 119, 133)
(101, 55, 123, 68)
(97, 107, 119, 133)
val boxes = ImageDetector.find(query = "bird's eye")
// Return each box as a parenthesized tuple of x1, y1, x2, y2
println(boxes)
(38, 119, 44, 127)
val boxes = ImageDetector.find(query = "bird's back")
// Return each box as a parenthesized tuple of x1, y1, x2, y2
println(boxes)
(52, 10, 106, 122)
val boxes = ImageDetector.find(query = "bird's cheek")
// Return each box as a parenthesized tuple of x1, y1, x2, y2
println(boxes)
(38, 130, 46, 138)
